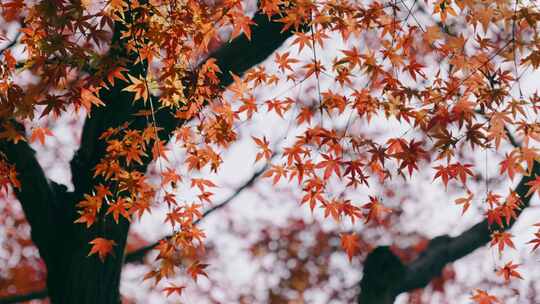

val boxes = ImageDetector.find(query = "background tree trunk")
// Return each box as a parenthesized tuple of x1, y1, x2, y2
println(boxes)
(46, 223, 129, 304)
(358, 247, 405, 304)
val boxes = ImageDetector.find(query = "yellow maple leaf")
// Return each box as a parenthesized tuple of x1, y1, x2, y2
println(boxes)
(123, 75, 149, 103)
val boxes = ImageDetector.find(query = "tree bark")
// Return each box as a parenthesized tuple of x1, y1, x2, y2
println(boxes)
(358, 161, 540, 303)
(45, 220, 129, 304)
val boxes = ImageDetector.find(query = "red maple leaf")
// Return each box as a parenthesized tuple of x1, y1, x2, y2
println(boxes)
(496, 261, 523, 283)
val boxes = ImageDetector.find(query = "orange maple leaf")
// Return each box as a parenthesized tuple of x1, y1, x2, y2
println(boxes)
(229, 11, 256, 40)
(340, 233, 361, 262)
(252, 136, 272, 162)
(80, 87, 105, 111)
(274, 51, 299, 73)
(88, 237, 116, 262)
(30, 127, 53, 145)
(525, 175, 540, 197)
(470, 289, 500, 304)
(455, 191, 473, 215)
(186, 261, 208, 282)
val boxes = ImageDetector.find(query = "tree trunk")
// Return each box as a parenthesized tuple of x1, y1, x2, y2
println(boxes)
(32, 186, 131, 304)
(358, 246, 405, 304)
(46, 233, 127, 304)
(0, 5, 301, 303)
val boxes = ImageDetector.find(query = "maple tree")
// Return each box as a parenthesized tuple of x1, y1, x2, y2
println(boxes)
(2, 0, 540, 303)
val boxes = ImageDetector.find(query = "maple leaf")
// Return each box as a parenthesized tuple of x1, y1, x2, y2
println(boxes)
(228, 72, 250, 99)
(265, 98, 292, 118)
(490, 231, 515, 254)
(161, 167, 182, 187)
(0, 122, 25, 144)
(190, 178, 217, 192)
(283, 145, 308, 166)
(485, 191, 502, 209)
(455, 191, 473, 214)
(291, 32, 312, 52)
(316, 153, 341, 180)
(520, 147, 539, 175)
(499, 151, 524, 180)
(301, 188, 325, 212)
(88, 238, 116, 262)
(322, 199, 342, 221)
(163, 284, 186, 297)
(303, 59, 325, 78)
(274, 51, 299, 73)
(394, 139, 427, 176)
(30, 127, 53, 145)
(229, 11, 256, 40)
(362, 196, 391, 224)
(237, 95, 258, 119)
(252, 136, 272, 162)
(527, 225, 540, 251)
(80, 88, 105, 111)
(75, 212, 97, 228)
(486, 208, 504, 228)
(263, 164, 287, 185)
(340, 233, 360, 262)
(386, 138, 407, 154)
(296, 107, 313, 125)
(496, 261, 523, 283)
(107, 66, 128, 87)
(451, 163, 474, 185)
(152, 139, 169, 161)
(338, 46, 362, 69)
(186, 261, 208, 282)
(123, 75, 149, 103)
(433, 165, 452, 188)
(341, 200, 363, 223)
(197, 191, 214, 203)
(470, 289, 500, 304)
(106, 197, 131, 223)
(403, 60, 426, 81)
(525, 175, 540, 197)
(163, 192, 177, 207)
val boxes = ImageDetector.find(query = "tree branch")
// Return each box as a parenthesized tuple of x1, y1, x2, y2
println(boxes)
(211, 11, 298, 86)
(0, 29, 22, 56)
(0, 163, 268, 304)
(359, 114, 531, 303)
(70, 8, 297, 195)
(71, 5, 298, 267)
(397, 161, 540, 293)
(359, 160, 540, 302)
(0, 123, 69, 266)
(0, 289, 48, 304)
(125, 163, 268, 263)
